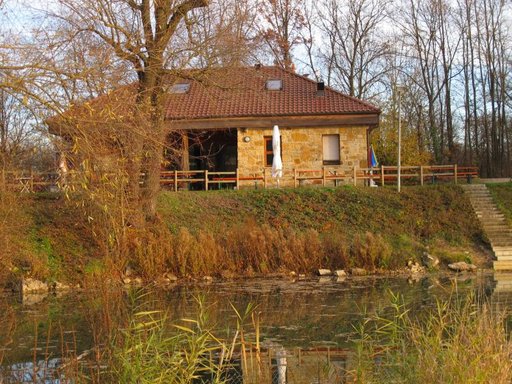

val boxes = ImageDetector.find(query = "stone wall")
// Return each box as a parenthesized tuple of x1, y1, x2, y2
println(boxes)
(237, 125, 369, 188)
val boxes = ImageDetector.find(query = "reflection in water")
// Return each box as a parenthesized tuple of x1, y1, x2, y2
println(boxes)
(1, 359, 66, 384)
(2, 272, 512, 383)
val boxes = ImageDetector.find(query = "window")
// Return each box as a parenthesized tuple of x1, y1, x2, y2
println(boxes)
(264, 136, 282, 166)
(323, 134, 340, 165)
(266, 79, 283, 91)
(170, 82, 190, 94)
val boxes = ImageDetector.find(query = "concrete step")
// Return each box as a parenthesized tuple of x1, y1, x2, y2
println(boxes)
(487, 234, 512, 239)
(494, 252, 512, 258)
(487, 224, 512, 229)
(491, 237, 512, 242)
(493, 260, 512, 271)
(473, 202, 497, 206)
(495, 254, 512, 260)
(485, 232, 510, 236)
(492, 243, 512, 249)
(484, 225, 511, 230)
(489, 239, 512, 244)
(484, 227, 510, 233)
(479, 218, 507, 223)
(494, 246, 512, 251)
(476, 213, 505, 218)
(485, 227, 512, 232)
(483, 222, 509, 228)
(476, 214, 505, 218)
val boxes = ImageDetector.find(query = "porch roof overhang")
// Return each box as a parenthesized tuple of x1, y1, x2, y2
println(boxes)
(165, 113, 380, 131)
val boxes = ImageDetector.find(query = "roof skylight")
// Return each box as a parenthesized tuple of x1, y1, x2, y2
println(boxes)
(170, 83, 191, 94)
(266, 79, 283, 91)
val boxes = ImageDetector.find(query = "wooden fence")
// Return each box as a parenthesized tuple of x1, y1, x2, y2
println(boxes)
(1, 165, 479, 193)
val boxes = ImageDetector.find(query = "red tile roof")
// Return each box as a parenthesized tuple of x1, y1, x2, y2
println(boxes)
(165, 66, 380, 121)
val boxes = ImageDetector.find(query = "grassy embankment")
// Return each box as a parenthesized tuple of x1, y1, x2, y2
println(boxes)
(488, 182, 512, 227)
(0, 184, 495, 284)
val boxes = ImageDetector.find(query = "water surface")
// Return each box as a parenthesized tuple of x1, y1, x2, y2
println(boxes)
(1, 272, 509, 382)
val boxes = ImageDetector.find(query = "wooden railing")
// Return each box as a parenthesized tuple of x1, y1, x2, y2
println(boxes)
(160, 169, 266, 191)
(1, 165, 479, 193)
(293, 165, 478, 187)
(1, 170, 63, 193)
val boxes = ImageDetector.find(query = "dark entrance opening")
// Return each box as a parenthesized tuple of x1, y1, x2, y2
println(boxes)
(189, 129, 237, 172)
(164, 129, 237, 172)
(163, 129, 238, 190)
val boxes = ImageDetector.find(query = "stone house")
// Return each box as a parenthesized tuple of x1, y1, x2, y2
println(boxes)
(49, 65, 380, 188)
(165, 65, 380, 187)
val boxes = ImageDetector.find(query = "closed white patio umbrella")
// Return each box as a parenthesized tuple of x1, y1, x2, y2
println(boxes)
(272, 125, 283, 186)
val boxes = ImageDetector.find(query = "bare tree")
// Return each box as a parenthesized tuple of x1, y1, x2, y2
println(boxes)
(257, 0, 305, 71)
(318, 0, 390, 99)
(49, 0, 210, 226)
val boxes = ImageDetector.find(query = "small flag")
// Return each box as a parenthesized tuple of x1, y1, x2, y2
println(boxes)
(370, 145, 378, 168)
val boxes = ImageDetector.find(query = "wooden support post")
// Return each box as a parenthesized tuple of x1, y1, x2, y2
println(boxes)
(263, 168, 267, 189)
(322, 167, 326, 186)
(204, 170, 209, 190)
(236, 168, 240, 190)
(294, 168, 297, 188)
(30, 170, 34, 192)
(353, 166, 357, 186)
(420, 166, 424, 186)
(454, 164, 458, 184)
(174, 170, 178, 192)
(380, 165, 385, 186)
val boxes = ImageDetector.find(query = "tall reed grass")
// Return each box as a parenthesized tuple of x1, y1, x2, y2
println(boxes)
(110, 296, 256, 384)
(127, 221, 412, 279)
(351, 290, 512, 383)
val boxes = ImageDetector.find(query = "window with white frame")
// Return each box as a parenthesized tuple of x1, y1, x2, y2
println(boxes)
(322, 134, 340, 165)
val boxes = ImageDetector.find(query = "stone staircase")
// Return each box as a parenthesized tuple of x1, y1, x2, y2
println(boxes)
(462, 184, 512, 270)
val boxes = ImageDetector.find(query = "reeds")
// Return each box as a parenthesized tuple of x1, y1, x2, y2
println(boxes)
(111, 296, 257, 384)
(351, 290, 512, 383)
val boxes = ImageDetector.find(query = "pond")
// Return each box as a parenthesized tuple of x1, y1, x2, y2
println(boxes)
(1, 271, 510, 383)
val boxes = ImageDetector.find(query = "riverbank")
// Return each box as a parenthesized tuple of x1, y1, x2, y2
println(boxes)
(2, 183, 508, 286)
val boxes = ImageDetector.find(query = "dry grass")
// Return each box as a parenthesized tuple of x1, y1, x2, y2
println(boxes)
(351, 291, 512, 383)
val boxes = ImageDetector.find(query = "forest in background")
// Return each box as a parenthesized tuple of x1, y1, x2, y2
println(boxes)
(0, 0, 510, 178)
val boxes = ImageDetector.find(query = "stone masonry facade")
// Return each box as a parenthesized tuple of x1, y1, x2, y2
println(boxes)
(237, 125, 369, 188)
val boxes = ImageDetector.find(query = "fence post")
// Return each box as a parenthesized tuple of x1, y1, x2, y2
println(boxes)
(263, 168, 267, 189)
(294, 168, 297, 188)
(381, 165, 385, 186)
(322, 166, 326, 186)
(420, 166, 424, 186)
(236, 168, 240, 190)
(204, 170, 209, 190)
(174, 170, 178, 192)
(353, 166, 357, 186)
(30, 169, 34, 192)
(454, 164, 458, 184)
